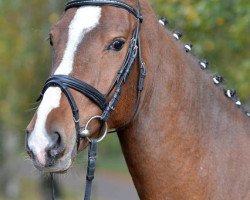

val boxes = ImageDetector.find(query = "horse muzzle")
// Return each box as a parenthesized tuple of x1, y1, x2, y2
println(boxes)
(25, 128, 74, 172)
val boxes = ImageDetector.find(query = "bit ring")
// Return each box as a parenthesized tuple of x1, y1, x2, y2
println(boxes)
(80, 116, 108, 143)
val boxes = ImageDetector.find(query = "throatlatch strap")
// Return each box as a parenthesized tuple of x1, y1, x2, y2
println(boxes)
(84, 139, 98, 200)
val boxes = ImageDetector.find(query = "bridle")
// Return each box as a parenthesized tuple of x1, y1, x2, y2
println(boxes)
(37, 0, 146, 199)
(38, 0, 145, 149)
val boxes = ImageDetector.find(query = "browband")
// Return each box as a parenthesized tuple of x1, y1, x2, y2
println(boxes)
(65, 0, 143, 22)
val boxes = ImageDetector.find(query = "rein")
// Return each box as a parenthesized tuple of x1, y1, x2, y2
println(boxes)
(37, 0, 146, 199)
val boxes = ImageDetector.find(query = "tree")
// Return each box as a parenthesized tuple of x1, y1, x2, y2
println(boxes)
(0, 1, 63, 199)
(152, 0, 250, 101)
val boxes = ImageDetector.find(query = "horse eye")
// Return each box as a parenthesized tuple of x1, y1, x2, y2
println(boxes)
(49, 34, 53, 46)
(108, 39, 125, 51)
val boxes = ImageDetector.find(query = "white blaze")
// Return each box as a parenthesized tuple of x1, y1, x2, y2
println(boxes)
(28, 7, 102, 165)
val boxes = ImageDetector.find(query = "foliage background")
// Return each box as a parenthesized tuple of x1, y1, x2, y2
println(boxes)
(0, 0, 249, 199)
(153, 0, 250, 101)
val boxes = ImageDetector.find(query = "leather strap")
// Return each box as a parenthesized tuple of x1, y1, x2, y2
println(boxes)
(38, 75, 106, 110)
(37, 79, 82, 148)
(101, 26, 141, 121)
(50, 173, 55, 200)
(84, 139, 98, 200)
(65, 0, 143, 22)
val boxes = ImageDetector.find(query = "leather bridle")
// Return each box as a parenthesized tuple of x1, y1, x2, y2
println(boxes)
(37, 1, 146, 199)
(38, 0, 146, 149)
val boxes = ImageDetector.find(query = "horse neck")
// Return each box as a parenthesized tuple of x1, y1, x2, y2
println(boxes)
(117, 2, 250, 199)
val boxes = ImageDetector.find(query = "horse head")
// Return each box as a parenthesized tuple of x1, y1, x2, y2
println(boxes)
(25, 0, 148, 173)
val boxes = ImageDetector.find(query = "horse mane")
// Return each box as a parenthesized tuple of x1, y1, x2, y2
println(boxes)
(158, 17, 250, 118)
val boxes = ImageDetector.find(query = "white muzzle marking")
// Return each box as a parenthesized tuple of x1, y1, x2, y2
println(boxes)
(28, 7, 102, 166)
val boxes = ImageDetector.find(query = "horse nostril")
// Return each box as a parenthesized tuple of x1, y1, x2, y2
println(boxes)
(26, 145, 34, 159)
(47, 132, 64, 159)
(25, 129, 34, 159)
(50, 131, 61, 146)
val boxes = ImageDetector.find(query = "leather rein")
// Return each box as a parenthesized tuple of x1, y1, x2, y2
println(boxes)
(37, 0, 146, 199)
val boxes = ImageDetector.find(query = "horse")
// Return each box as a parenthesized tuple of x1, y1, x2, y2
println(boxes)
(26, 0, 250, 199)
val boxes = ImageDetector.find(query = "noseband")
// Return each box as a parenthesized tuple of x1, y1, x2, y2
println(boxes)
(38, 1, 145, 199)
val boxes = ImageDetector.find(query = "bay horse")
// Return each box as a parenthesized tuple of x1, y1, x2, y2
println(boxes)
(26, 0, 250, 199)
